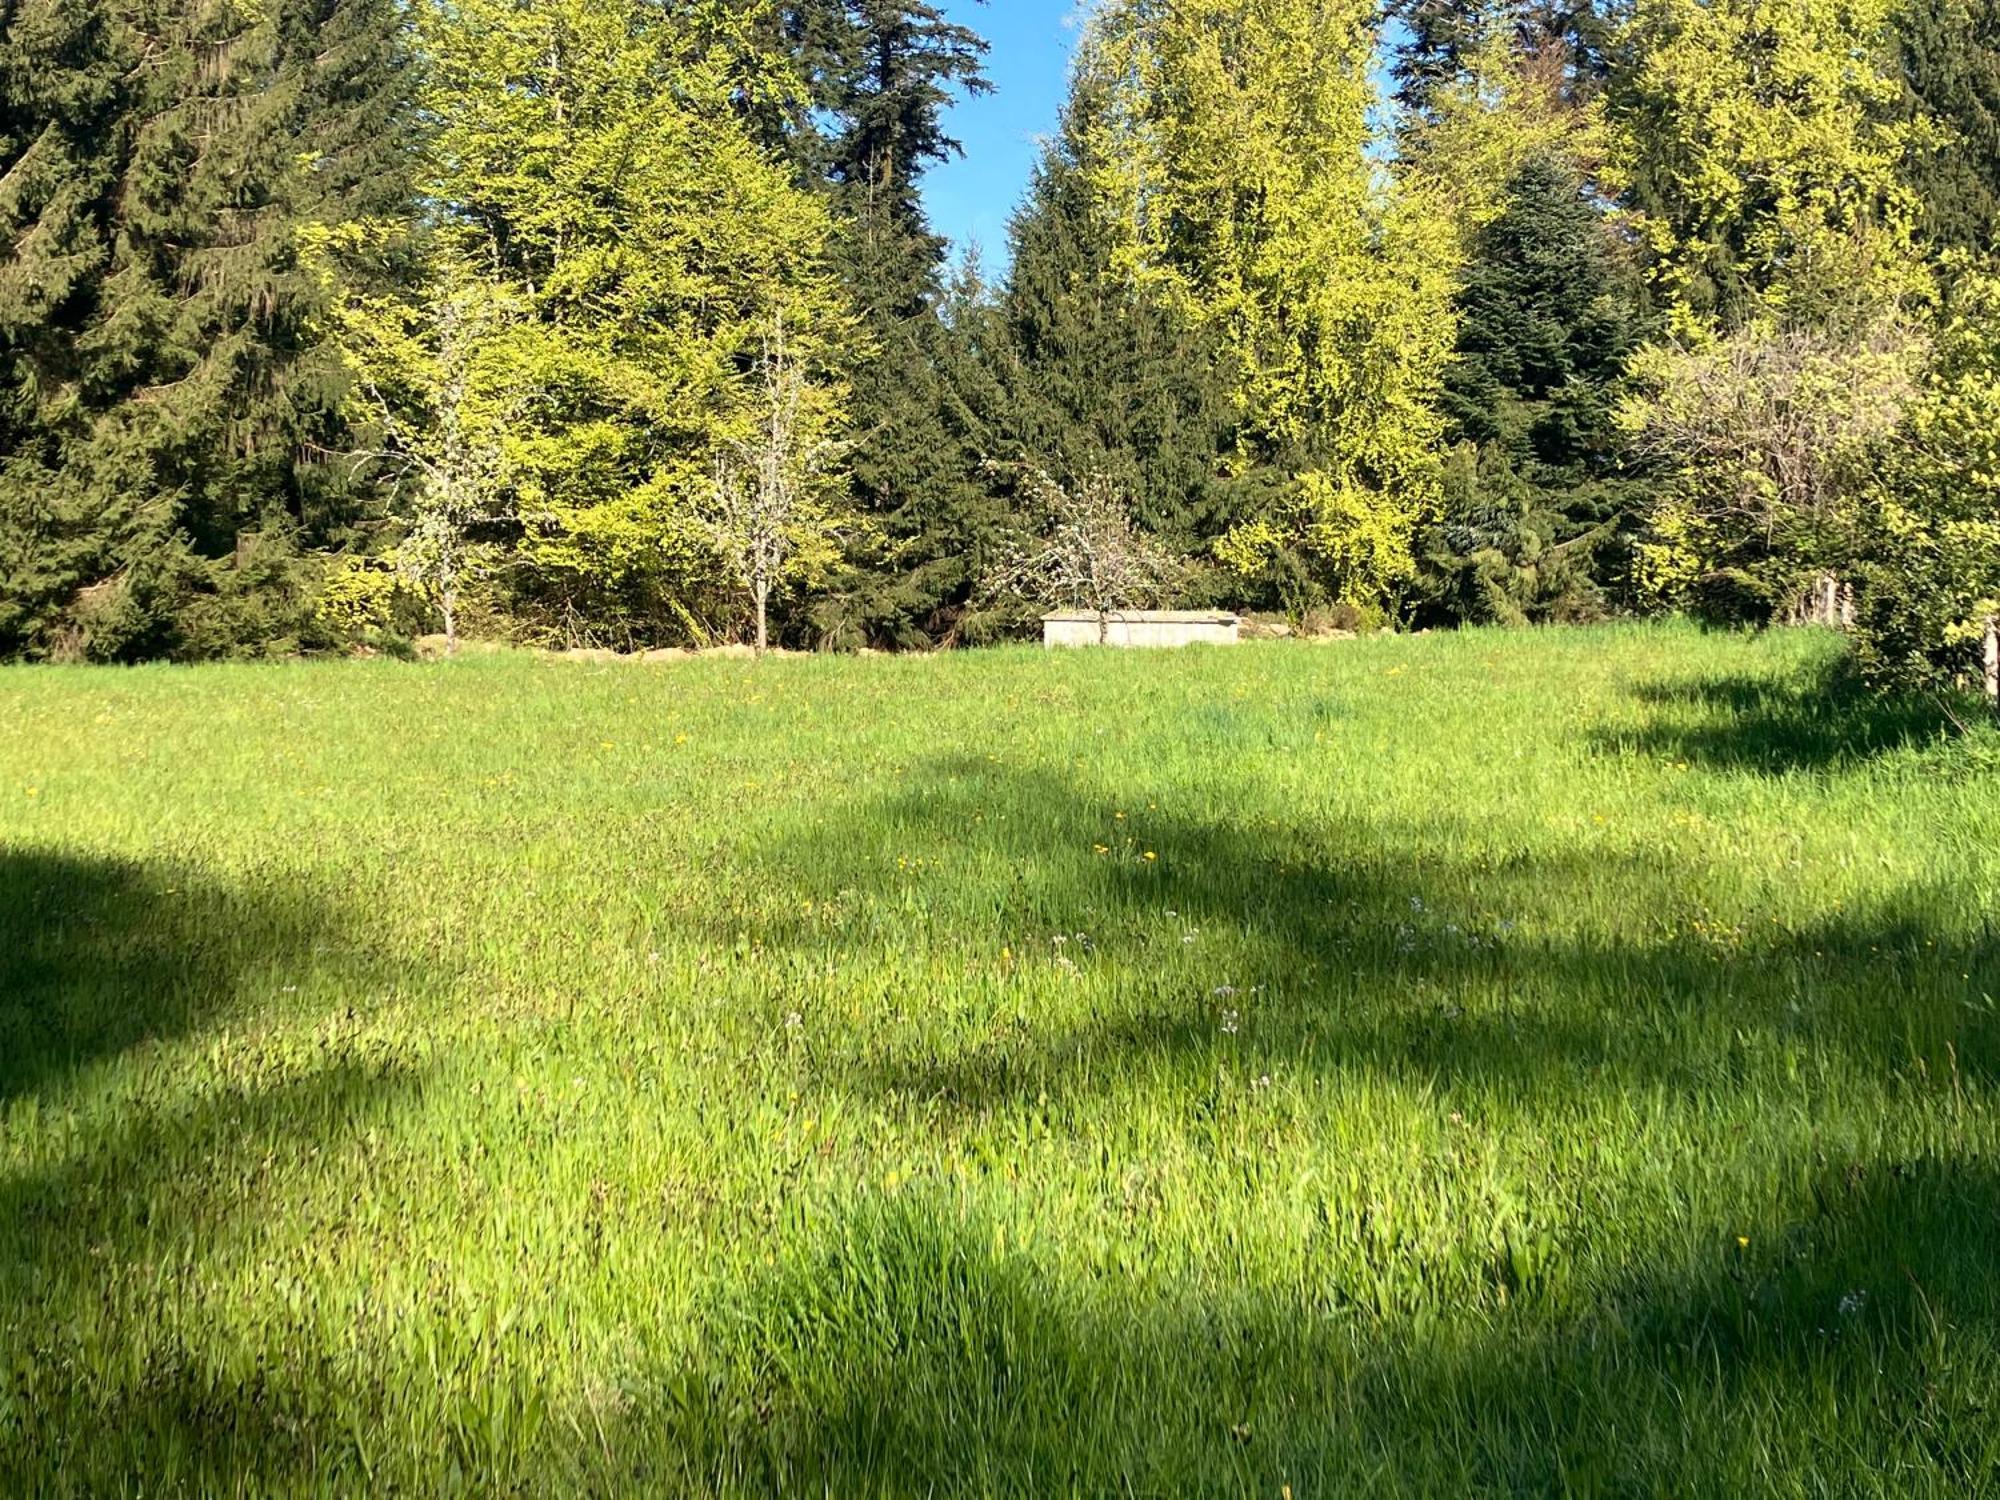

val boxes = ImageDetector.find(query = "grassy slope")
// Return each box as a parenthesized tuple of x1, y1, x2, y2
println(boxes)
(2, 623, 1998, 1496)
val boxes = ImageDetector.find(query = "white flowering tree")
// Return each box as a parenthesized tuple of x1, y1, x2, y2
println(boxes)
(984, 469, 1188, 643)
(704, 315, 848, 655)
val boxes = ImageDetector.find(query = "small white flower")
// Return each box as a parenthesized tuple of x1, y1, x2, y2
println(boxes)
(1220, 1008, 1240, 1035)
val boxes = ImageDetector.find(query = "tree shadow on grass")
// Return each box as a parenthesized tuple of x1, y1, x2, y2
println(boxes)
(0, 849, 429, 1492)
(627, 1154, 2000, 1495)
(719, 758, 1998, 1114)
(0, 848, 349, 1105)
(0, 1060, 429, 1494)
(1589, 663, 1966, 775)
(625, 755, 2000, 1490)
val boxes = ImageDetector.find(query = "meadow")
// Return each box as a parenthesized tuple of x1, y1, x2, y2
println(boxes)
(3, 623, 1999, 1496)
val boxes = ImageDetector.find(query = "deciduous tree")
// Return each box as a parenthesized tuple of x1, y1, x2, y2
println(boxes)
(1620, 316, 1928, 619)
(1609, 0, 1925, 329)
(983, 470, 1187, 642)
(1849, 265, 2000, 690)
(311, 234, 527, 655)
(1071, 0, 1459, 614)
(419, 0, 855, 646)
(705, 315, 851, 654)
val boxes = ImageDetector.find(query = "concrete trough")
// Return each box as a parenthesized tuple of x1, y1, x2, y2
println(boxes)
(1042, 609, 1241, 649)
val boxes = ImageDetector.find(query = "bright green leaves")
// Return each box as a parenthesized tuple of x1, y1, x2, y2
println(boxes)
(416, 0, 856, 643)
(1068, 0, 1457, 612)
(1609, 0, 1925, 330)
(1848, 265, 2000, 686)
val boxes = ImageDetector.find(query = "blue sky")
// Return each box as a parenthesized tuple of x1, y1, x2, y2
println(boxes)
(920, 0, 1083, 267)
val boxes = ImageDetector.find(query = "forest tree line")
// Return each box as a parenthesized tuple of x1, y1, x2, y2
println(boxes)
(0, 0, 1995, 687)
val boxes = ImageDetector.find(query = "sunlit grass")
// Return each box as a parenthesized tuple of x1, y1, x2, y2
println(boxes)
(3, 622, 1998, 1494)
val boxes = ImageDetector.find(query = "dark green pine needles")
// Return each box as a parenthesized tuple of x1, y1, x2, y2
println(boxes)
(0, 0, 412, 661)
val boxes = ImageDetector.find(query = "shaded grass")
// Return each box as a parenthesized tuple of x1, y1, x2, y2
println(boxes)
(2, 622, 1998, 1494)
(1591, 656, 1965, 773)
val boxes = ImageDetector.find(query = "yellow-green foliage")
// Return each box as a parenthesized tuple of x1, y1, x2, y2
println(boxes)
(1621, 317, 1928, 614)
(1850, 264, 2000, 680)
(1610, 0, 1927, 328)
(1403, 26, 1605, 246)
(1070, 0, 1457, 608)
(311, 556, 400, 643)
(1610, 0, 1942, 621)
(420, 0, 857, 641)
(1213, 472, 1420, 608)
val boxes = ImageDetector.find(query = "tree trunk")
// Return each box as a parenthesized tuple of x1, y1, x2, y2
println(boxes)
(754, 579, 769, 658)
(442, 585, 458, 659)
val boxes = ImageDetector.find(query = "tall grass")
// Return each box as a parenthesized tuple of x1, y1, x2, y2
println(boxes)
(2, 623, 1997, 1494)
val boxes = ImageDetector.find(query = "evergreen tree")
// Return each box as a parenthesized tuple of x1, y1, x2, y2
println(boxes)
(0, 0, 414, 661)
(1389, 0, 1618, 120)
(994, 146, 1241, 564)
(1389, 0, 1498, 116)
(1897, 0, 2000, 254)
(779, 0, 996, 647)
(1415, 156, 1643, 624)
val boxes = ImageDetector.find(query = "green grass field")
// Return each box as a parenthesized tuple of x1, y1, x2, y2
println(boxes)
(4, 623, 1999, 1495)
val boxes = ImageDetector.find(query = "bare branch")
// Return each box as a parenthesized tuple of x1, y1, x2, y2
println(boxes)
(983, 470, 1187, 638)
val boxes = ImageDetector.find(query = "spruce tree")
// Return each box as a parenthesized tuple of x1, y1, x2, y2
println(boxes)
(1388, 0, 1617, 119)
(779, 0, 995, 647)
(1415, 155, 1642, 625)
(1388, 0, 1496, 115)
(1897, 0, 2000, 254)
(0, 0, 413, 661)
(995, 147, 1241, 562)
